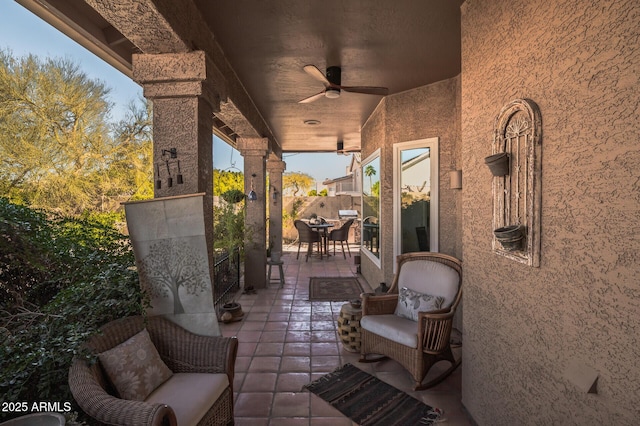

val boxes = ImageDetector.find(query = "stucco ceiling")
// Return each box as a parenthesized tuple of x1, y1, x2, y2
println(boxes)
(17, 0, 463, 154)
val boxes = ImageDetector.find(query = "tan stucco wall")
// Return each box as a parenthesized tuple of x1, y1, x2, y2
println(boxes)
(461, 0, 640, 424)
(360, 77, 462, 288)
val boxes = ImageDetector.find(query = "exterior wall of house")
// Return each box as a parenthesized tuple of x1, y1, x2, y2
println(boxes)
(360, 77, 462, 288)
(461, 0, 639, 424)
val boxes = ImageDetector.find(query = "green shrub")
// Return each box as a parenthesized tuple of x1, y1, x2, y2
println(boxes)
(0, 198, 146, 422)
(213, 199, 245, 256)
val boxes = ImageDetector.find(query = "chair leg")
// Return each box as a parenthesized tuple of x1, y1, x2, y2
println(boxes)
(345, 240, 351, 257)
(296, 241, 301, 260)
(340, 241, 346, 259)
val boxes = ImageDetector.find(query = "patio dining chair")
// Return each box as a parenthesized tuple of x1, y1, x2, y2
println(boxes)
(359, 252, 462, 390)
(328, 218, 354, 258)
(294, 220, 322, 261)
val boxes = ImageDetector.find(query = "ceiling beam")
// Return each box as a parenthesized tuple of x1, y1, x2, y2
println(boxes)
(83, 0, 280, 154)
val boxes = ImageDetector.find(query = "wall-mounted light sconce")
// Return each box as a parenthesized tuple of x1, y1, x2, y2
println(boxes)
(450, 170, 462, 189)
(162, 148, 177, 158)
(156, 148, 183, 189)
(271, 185, 279, 205)
(247, 173, 258, 201)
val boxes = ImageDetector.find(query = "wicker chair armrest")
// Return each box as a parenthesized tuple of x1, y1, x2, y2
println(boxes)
(69, 360, 177, 426)
(418, 309, 455, 354)
(361, 293, 398, 315)
(153, 328, 238, 377)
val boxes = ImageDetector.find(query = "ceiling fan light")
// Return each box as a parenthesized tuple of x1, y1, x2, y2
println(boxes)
(325, 88, 340, 99)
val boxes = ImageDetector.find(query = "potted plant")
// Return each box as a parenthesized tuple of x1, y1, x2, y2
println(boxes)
(484, 152, 510, 176)
(494, 224, 525, 251)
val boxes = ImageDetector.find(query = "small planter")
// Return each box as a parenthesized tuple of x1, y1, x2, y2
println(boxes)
(220, 302, 244, 323)
(485, 152, 510, 176)
(494, 224, 525, 251)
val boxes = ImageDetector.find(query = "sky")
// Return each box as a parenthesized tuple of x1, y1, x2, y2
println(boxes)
(0, 2, 352, 185)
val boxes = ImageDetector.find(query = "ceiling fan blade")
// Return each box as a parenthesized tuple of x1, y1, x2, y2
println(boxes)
(298, 91, 326, 104)
(303, 65, 330, 86)
(340, 85, 389, 96)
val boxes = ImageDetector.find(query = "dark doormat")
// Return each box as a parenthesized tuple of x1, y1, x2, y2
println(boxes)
(304, 363, 442, 425)
(308, 277, 363, 301)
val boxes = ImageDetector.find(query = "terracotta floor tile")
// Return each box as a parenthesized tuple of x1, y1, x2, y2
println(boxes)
(283, 343, 311, 356)
(238, 341, 258, 357)
(255, 342, 284, 356)
(242, 372, 278, 392)
(267, 313, 290, 322)
(280, 356, 310, 372)
(260, 330, 287, 342)
(237, 330, 263, 341)
(310, 320, 335, 331)
(286, 331, 311, 342)
(271, 392, 310, 417)
(310, 356, 341, 372)
(275, 373, 310, 392)
(311, 342, 339, 356)
(234, 392, 273, 417)
(234, 418, 269, 426)
(248, 356, 281, 372)
(269, 418, 310, 426)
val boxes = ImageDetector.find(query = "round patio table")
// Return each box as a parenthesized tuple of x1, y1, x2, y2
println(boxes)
(309, 223, 334, 256)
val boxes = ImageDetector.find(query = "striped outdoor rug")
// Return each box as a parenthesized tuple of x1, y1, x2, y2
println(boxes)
(304, 363, 442, 425)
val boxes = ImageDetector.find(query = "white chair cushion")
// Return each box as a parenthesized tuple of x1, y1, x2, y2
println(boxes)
(397, 260, 459, 308)
(145, 373, 229, 426)
(361, 314, 418, 348)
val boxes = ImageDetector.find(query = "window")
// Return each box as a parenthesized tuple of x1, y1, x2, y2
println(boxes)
(393, 138, 439, 264)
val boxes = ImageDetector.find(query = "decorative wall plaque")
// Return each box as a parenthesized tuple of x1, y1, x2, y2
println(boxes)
(491, 99, 541, 267)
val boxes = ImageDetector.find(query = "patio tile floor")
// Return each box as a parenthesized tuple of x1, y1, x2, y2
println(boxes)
(220, 245, 473, 425)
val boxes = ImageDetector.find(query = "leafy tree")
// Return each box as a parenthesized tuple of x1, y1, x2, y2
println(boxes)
(308, 188, 328, 196)
(213, 169, 244, 196)
(364, 164, 377, 195)
(0, 50, 152, 216)
(283, 171, 313, 196)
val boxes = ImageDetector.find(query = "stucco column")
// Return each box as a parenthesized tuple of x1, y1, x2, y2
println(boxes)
(238, 137, 269, 289)
(132, 51, 219, 283)
(267, 155, 286, 256)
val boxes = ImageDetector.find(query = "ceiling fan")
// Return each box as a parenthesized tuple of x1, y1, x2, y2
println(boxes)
(298, 65, 388, 103)
(336, 140, 360, 155)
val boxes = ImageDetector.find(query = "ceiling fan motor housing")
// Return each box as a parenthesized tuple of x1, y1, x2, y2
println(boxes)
(325, 66, 341, 98)
(326, 66, 342, 85)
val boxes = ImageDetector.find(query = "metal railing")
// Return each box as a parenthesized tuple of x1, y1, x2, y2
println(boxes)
(213, 247, 240, 310)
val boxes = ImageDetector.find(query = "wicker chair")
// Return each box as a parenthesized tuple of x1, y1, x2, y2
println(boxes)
(328, 218, 354, 258)
(359, 252, 462, 390)
(69, 315, 238, 426)
(294, 220, 322, 261)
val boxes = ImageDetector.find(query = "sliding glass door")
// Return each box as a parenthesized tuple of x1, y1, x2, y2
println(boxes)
(361, 149, 381, 267)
